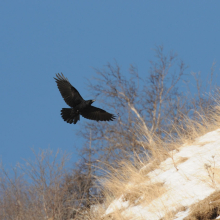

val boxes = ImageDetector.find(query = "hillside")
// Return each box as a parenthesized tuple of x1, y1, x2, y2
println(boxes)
(1, 104, 220, 220)
(84, 103, 220, 220)
(102, 129, 220, 220)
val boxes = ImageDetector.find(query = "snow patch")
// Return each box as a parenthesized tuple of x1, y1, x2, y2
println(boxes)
(105, 129, 220, 219)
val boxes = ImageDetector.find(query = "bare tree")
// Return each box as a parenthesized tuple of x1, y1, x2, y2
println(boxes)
(79, 46, 188, 166)
(0, 149, 97, 220)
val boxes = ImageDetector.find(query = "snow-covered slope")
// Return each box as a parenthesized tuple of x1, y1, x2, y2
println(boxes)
(105, 129, 220, 220)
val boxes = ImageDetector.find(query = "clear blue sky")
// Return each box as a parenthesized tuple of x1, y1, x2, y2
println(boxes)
(1, 1, 220, 169)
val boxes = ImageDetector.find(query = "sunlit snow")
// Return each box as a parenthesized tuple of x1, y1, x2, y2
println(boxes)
(105, 129, 220, 219)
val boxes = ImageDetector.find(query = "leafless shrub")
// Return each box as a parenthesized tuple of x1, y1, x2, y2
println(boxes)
(79, 46, 190, 168)
(0, 149, 97, 220)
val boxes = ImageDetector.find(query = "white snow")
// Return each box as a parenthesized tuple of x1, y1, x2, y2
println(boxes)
(174, 209, 189, 220)
(105, 129, 220, 219)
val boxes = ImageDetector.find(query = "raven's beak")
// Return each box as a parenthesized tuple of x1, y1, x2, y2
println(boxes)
(92, 99, 95, 103)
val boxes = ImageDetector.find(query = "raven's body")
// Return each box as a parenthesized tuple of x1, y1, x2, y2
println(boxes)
(61, 100, 93, 124)
(54, 73, 115, 124)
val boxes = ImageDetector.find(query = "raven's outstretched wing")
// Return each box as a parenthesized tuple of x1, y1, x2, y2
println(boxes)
(81, 106, 115, 121)
(54, 73, 84, 107)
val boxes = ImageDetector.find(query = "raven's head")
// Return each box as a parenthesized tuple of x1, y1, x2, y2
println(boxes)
(89, 99, 95, 105)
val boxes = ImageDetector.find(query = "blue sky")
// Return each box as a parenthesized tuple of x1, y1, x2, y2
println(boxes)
(1, 1, 220, 169)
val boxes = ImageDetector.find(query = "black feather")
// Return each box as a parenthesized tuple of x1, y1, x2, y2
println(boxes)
(54, 73, 84, 107)
(54, 73, 116, 124)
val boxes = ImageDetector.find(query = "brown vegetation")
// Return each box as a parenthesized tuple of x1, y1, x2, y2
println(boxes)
(1, 46, 219, 219)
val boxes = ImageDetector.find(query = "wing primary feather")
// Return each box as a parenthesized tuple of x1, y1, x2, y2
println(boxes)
(54, 73, 84, 107)
(80, 106, 116, 122)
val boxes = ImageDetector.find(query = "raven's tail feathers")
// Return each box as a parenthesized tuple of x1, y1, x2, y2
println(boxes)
(61, 108, 80, 124)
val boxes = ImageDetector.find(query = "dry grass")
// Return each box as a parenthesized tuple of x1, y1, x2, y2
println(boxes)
(185, 190, 220, 220)
(91, 97, 220, 219)
(2, 99, 220, 219)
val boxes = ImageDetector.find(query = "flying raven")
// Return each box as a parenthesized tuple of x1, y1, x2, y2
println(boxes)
(54, 73, 116, 124)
